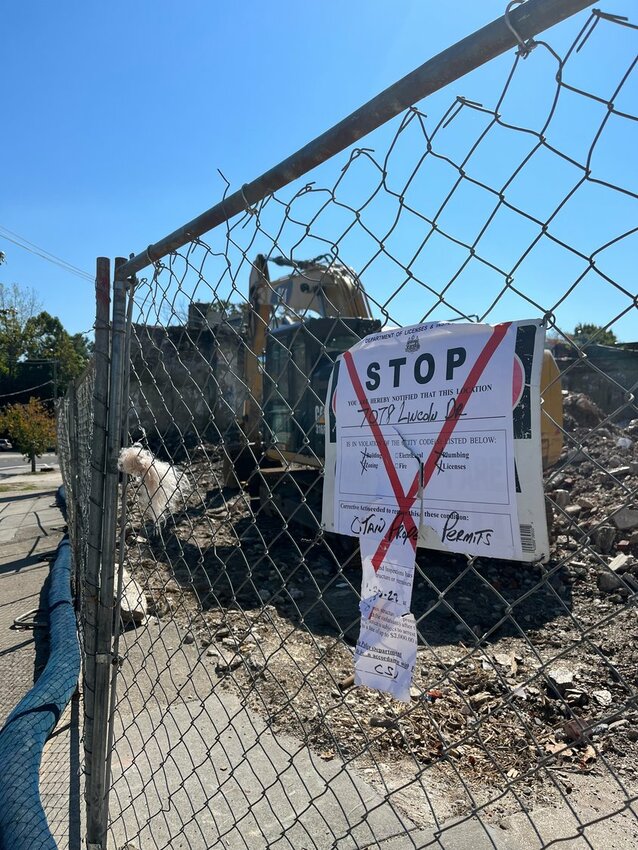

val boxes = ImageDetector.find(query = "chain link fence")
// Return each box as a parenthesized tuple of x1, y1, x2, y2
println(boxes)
(57, 363, 95, 600)
(57, 361, 97, 830)
(57, 271, 111, 848)
(60, 2, 638, 848)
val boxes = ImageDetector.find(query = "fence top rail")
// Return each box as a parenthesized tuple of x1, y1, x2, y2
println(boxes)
(117, 0, 595, 280)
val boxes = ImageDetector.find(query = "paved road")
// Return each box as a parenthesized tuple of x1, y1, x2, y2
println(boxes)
(0, 452, 59, 476)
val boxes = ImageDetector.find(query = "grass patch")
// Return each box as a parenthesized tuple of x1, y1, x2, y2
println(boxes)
(0, 483, 39, 493)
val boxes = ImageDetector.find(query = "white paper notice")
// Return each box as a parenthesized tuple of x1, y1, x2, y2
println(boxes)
(356, 514, 420, 701)
(322, 318, 550, 702)
(332, 321, 523, 562)
(354, 608, 417, 702)
(359, 534, 417, 618)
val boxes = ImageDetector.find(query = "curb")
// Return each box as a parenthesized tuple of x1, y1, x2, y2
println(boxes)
(0, 497, 81, 850)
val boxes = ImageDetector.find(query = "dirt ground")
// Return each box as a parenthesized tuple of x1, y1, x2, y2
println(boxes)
(120, 395, 638, 831)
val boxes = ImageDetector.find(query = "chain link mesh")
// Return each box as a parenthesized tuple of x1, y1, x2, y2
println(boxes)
(57, 361, 96, 841)
(63, 7, 638, 849)
(58, 363, 95, 618)
(56, 391, 75, 524)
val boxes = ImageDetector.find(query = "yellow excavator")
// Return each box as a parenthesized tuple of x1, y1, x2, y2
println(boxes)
(230, 254, 563, 520)
(224, 254, 379, 516)
(242, 254, 377, 461)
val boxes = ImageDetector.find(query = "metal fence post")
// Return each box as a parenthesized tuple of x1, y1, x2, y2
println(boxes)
(101, 271, 135, 842)
(88, 259, 128, 848)
(66, 380, 81, 597)
(84, 257, 114, 848)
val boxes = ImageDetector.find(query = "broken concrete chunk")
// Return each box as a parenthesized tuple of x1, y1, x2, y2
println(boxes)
(608, 554, 630, 573)
(215, 656, 243, 674)
(612, 508, 638, 531)
(546, 667, 574, 697)
(576, 497, 595, 511)
(609, 466, 632, 479)
(592, 689, 612, 707)
(593, 526, 616, 554)
(597, 571, 624, 593)
(119, 567, 148, 625)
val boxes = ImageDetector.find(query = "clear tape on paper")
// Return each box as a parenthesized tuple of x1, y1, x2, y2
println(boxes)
(354, 607, 418, 703)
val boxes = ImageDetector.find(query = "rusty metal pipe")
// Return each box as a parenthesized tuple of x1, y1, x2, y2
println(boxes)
(83, 257, 110, 838)
(118, 0, 595, 279)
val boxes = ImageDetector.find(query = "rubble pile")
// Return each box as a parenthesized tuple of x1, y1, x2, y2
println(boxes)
(562, 391, 607, 429)
(119, 399, 638, 800)
(547, 409, 638, 597)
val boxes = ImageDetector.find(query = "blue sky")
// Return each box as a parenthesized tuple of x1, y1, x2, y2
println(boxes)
(1, 1, 636, 341)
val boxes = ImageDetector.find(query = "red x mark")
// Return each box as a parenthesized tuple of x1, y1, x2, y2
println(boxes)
(343, 322, 511, 571)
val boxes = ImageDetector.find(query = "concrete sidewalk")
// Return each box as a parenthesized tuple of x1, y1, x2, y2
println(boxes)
(0, 471, 82, 850)
(109, 620, 517, 850)
(0, 473, 64, 724)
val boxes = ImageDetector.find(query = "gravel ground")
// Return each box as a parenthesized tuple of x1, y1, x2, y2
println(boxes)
(119, 394, 638, 825)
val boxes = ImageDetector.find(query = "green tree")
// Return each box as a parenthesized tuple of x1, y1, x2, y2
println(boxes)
(24, 311, 92, 388)
(0, 280, 90, 394)
(572, 323, 617, 347)
(0, 282, 42, 377)
(0, 397, 57, 473)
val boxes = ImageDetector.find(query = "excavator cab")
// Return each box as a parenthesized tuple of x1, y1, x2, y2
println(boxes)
(223, 255, 376, 489)
(242, 254, 375, 453)
(263, 316, 381, 464)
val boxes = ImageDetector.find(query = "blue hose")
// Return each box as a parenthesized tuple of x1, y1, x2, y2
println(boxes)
(0, 489, 81, 850)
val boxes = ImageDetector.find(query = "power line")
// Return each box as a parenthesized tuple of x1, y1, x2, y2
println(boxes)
(0, 228, 93, 281)
(0, 380, 54, 399)
(0, 224, 93, 279)
(0, 225, 94, 282)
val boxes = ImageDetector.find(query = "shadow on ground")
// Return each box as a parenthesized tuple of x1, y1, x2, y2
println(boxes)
(137, 484, 571, 648)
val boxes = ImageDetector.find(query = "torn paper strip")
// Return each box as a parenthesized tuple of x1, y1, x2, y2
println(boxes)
(354, 609, 418, 703)
(359, 530, 418, 619)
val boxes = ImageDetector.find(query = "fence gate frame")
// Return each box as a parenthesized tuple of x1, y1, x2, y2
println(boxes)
(85, 260, 135, 849)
